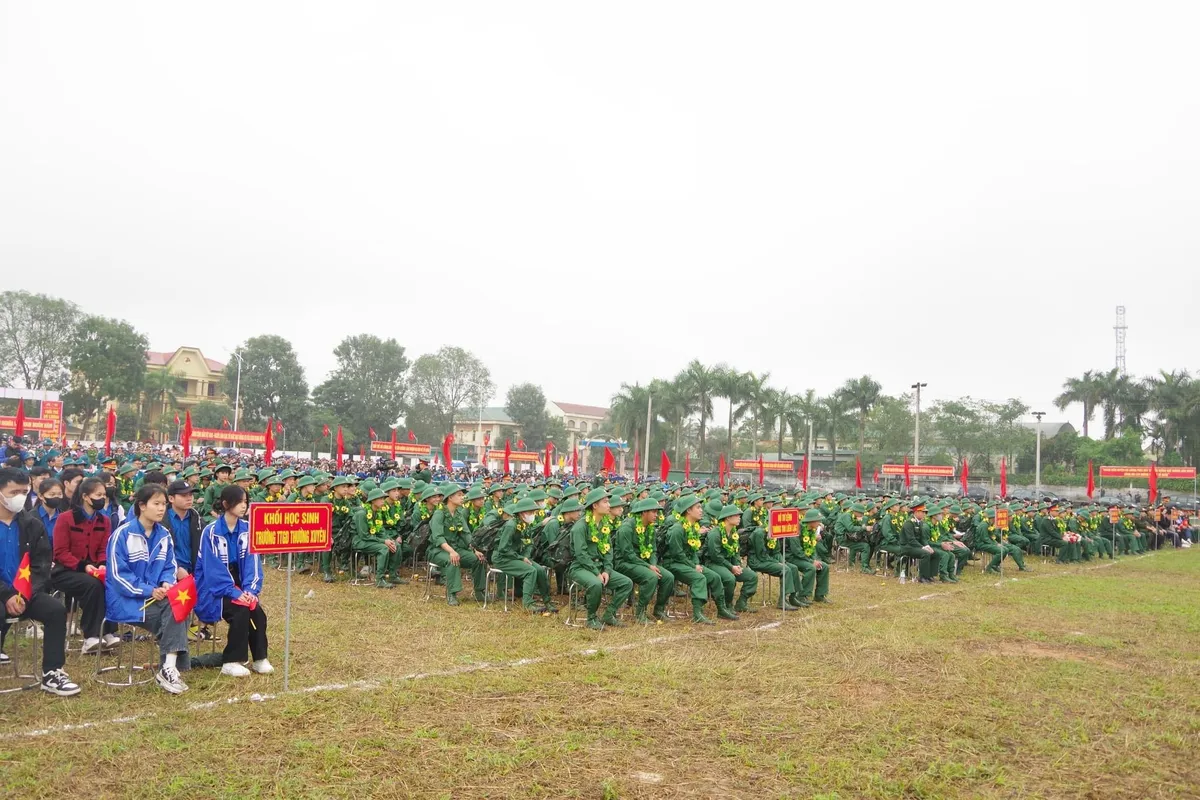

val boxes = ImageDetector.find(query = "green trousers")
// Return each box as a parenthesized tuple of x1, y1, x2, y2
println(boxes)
(567, 566, 633, 619)
(429, 547, 486, 597)
(748, 558, 800, 601)
(897, 546, 935, 580)
(707, 563, 758, 607)
(845, 541, 871, 571)
(665, 561, 723, 604)
(978, 540, 1026, 571)
(1092, 535, 1114, 559)
(614, 561, 676, 614)
(786, 556, 830, 600)
(354, 537, 402, 580)
(492, 556, 552, 607)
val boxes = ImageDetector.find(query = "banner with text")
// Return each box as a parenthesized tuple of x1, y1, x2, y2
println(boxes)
(769, 508, 801, 538)
(369, 441, 433, 457)
(190, 427, 267, 445)
(1098, 466, 1196, 480)
(880, 464, 955, 477)
(248, 503, 333, 554)
(732, 459, 795, 472)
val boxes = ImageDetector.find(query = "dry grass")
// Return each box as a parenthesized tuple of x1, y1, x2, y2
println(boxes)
(2, 551, 1198, 799)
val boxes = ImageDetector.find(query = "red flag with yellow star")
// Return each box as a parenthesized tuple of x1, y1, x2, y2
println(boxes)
(166, 574, 197, 623)
(12, 552, 32, 600)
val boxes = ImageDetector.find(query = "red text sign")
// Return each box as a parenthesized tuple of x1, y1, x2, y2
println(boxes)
(769, 508, 801, 538)
(248, 503, 333, 554)
(995, 508, 1010, 531)
(1099, 466, 1196, 479)
(881, 464, 955, 477)
(369, 441, 433, 456)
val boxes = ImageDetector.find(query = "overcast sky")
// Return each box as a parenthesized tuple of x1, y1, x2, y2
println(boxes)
(2, 2, 1198, 432)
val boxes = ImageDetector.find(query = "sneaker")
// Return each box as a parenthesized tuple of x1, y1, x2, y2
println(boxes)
(251, 659, 274, 674)
(102, 633, 122, 649)
(41, 668, 81, 697)
(0, 651, 9, 665)
(156, 665, 188, 694)
(81, 638, 103, 655)
(221, 662, 252, 677)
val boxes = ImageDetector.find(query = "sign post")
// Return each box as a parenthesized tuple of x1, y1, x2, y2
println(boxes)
(248, 502, 333, 690)
(995, 507, 1010, 579)
(1109, 507, 1120, 558)
(768, 508, 800, 607)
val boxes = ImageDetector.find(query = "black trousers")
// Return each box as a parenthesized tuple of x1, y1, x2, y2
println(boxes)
(51, 568, 117, 640)
(221, 597, 268, 664)
(0, 591, 67, 672)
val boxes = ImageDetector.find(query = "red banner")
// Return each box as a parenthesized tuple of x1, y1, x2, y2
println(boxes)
(369, 441, 432, 456)
(995, 508, 1010, 532)
(768, 508, 801, 538)
(491, 450, 539, 463)
(881, 464, 954, 477)
(0, 416, 59, 435)
(732, 459, 794, 472)
(189, 427, 267, 444)
(248, 503, 333, 555)
(1099, 465, 1196, 480)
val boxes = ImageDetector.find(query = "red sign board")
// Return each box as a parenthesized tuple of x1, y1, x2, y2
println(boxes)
(1099, 466, 1196, 480)
(248, 503, 333, 554)
(0, 416, 59, 435)
(769, 508, 801, 538)
(491, 451, 539, 463)
(1109, 508, 1120, 524)
(995, 508, 1010, 531)
(191, 427, 267, 445)
(880, 464, 954, 477)
(732, 459, 795, 472)
(369, 441, 433, 457)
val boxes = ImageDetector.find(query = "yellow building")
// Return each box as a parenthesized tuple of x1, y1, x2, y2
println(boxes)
(144, 347, 227, 440)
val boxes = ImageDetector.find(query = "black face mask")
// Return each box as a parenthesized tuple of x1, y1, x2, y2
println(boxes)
(106, 486, 118, 502)
(44, 497, 67, 511)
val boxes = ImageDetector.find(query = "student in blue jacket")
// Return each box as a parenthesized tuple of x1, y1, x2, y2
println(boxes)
(195, 485, 271, 678)
(104, 484, 190, 694)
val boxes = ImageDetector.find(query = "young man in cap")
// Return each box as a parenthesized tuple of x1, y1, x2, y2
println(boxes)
(203, 464, 233, 518)
(321, 477, 358, 582)
(540, 496, 582, 595)
(569, 488, 634, 630)
(705, 504, 758, 615)
(492, 497, 556, 613)
(614, 497, 676, 623)
(353, 488, 405, 589)
(898, 501, 936, 583)
(428, 485, 487, 605)
(662, 494, 724, 624)
(835, 503, 873, 575)
(785, 508, 832, 605)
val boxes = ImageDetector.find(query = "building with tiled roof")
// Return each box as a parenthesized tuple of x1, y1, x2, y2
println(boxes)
(143, 347, 228, 440)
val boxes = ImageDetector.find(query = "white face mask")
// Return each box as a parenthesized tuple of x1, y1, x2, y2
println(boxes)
(521, 512, 536, 524)
(2, 493, 28, 513)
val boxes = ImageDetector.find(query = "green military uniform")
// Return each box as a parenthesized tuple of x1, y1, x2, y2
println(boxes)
(974, 508, 1027, 573)
(568, 489, 634, 630)
(613, 498, 676, 622)
(704, 504, 757, 613)
(785, 508, 831, 604)
(898, 504, 936, 583)
(353, 489, 405, 588)
(427, 486, 486, 605)
(538, 499, 578, 595)
(834, 505, 872, 574)
(874, 500, 906, 572)
(746, 521, 801, 611)
(321, 478, 359, 581)
(491, 497, 555, 613)
(661, 495, 724, 624)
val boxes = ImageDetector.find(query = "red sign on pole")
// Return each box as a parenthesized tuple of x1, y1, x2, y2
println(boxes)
(768, 508, 801, 538)
(995, 508, 1010, 531)
(248, 503, 333, 554)
(1109, 507, 1121, 524)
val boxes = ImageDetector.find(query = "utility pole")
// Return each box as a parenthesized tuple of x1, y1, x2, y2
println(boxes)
(228, 350, 245, 432)
(1032, 411, 1046, 499)
(643, 393, 653, 477)
(911, 382, 927, 466)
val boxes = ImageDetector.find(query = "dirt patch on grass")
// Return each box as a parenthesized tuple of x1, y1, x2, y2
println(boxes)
(983, 640, 1131, 670)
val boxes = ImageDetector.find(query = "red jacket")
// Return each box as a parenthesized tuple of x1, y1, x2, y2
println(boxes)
(53, 508, 112, 571)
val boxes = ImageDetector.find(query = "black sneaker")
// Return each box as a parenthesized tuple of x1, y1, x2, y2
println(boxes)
(41, 668, 82, 697)
(0, 651, 9, 665)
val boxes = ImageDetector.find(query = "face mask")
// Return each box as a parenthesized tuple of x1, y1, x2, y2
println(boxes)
(521, 512, 535, 524)
(44, 497, 67, 511)
(2, 493, 28, 513)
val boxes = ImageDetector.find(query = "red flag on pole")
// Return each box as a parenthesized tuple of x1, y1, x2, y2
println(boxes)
(960, 458, 969, 495)
(718, 453, 727, 487)
(602, 447, 615, 473)
(360, 444, 365, 458)
(633, 449, 640, 482)
(758, 454, 764, 487)
(322, 423, 330, 437)
(61, 431, 68, 451)
(221, 417, 230, 430)
(1148, 462, 1158, 505)
(166, 574, 198, 622)
(275, 420, 283, 434)
(872, 468, 879, 485)
(182, 410, 193, 458)
(903, 456, 911, 489)
(13, 399, 25, 437)
(390, 428, 398, 458)
(1086, 459, 1095, 499)
(263, 418, 274, 465)
(571, 446, 578, 477)
(442, 434, 454, 468)
(999, 458, 1008, 498)
(173, 411, 180, 426)
(12, 552, 32, 600)
(517, 439, 527, 451)
(104, 405, 116, 456)
(855, 457, 863, 489)
(483, 432, 490, 447)
(660, 451, 671, 482)
(684, 453, 691, 483)
(543, 443, 553, 478)
(503, 439, 512, 474)
(800, 456, 808, 491)
(408, 430, 417, 442)
(370, 427, 378, 440)
(336, 426, 345, 471)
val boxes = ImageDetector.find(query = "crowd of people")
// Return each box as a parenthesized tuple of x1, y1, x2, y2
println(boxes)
(1, 433, 1194, 697)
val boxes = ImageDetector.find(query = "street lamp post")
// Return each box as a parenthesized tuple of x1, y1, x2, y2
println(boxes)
(643, 392, 653, 478)
(1032, 411, 1046, 499)
(911, 382, 927, 466)
(228, 350, 245, 432)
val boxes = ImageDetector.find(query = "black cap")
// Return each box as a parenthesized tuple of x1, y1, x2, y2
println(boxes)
(167, 480, 195, 496)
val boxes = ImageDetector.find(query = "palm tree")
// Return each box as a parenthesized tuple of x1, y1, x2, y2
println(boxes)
(839, 375, 882, 455)
(820, 393, 854, 474)
(1146, 370, 1191, 457)
(714, 366, 750, 458)
(651, 377, 695, 460)
(789, 389, 821, 452)
(1054, 370, 1105, 438)
(682, 360, 718, 454)
(610, 382, 653, 454)
(740, 371, 772, 458)
(141, 368, 181, 442)
(1094, 368, 1124, 439)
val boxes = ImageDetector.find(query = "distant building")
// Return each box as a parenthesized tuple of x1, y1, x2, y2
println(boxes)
(144, 347, 227, 441)
(1017, 421, 1077, 439)
(547, 401, 609, 450)
(452, 407, 523, 459)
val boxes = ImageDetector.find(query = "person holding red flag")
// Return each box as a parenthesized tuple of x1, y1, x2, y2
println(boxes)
(0, 466, 81, 696)
(104, 484, 191, 694)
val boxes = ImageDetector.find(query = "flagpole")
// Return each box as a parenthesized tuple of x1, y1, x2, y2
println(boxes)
(643, 393, 652, 478)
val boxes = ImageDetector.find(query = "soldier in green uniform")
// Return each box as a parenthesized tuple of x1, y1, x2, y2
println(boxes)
(322, 476, 358, 582)
(898, 500, 936, 583)
(412, 459, 432, 485)
(491, 497, 556, 613)
(662, 494, 725, 624)
(613, 497, 676, 623)
(783, 508, 831, 604)
(704, 504, 757, 614)
(568, 488, 634, 630)
(872, 498, 904, 573)
(974, 507, 1027, 573)
(260, 474, 287, 503)
(746, 511, 801, 611)
(204, 464, 233, 518)
(428, 485, 487, 606)
(540, 497, 581, 595)
(352, 488, 404, 588)
(835, 503, 873, 574)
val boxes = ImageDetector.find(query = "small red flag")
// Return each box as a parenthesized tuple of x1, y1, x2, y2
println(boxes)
(263, 418, 274, 465)
(503, 439, 512, 474)
(633, 449, 640, 482)
(336, 426, 345, 470)
(483, 432, 490, 447)
(872, 468, 879, 485)
(660, 451, 671, 483)
(182, 410, 193, 458)
(685, 453, 691, 483)
(543, 443, 553, 478)
(408, 430, 417, 443)
(13, 399, 25, 437)
(903, 456, 911, 489)
(758, 454, 764, 487)
(999, 458, 1007, 498)
(602, 447, 615, 473)
(166, 574, 197, 623)
(12, 552, 32, 600)
(855, 457, 863, 489)
(571, 447, 579, 477)
(221, 417, 231, 430)
(390, 428, 398, 458)
(174, 411, 180, 426)
(370, 427, 378, 440)
(1148, 462, 1158, 505)
(322, 423, 330, 437)
(275, 420, 284, 434)
(718, 453, 727, 488)
(359, 444, 365, 459)
(1086, 459, 1095, 499)
(960, 458, 969, 495)
(442, 434, 454, 468)
(517, 439, 526, 451)
(800, 456, 808, 491)
(104, 405, 116, 456)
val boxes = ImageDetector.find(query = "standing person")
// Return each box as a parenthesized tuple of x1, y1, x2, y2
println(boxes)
(104, 484, 190, 694)
(52, 477, 120, 654)
(0, 467, 81, 696)
(661, 494, 723, 625)
(613, 497, 676, 623)
(194, 485, 271, 677)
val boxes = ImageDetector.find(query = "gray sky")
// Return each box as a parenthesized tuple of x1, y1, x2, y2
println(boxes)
(3, 2, 1198, 431)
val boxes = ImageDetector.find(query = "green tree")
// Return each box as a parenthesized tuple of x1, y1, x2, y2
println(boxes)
(62, 316, 149, 438)
(865, 394, 915, 458)
(741, 371, 772, 458)
(190, 401, 236, 431)
(140, 368, 181, 441)
(610, 382, 653, 454)
(650, 376, 695, 460)
(0, 291, 79, 389)
(223, 335, 309, 431)
(682, 360, 718, 454)
(1054, 369, 1104, 439)
(714, 366, 751, 457)
(407, 346, 493, 438)
(929, 399, 983, 464)
(839, 375, 882, 455)
(505, 383, 556, 450)
(819, 392, 854, 472)
(313, 334, 411, 447)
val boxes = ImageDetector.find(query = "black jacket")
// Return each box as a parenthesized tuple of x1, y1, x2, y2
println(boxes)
(0, 510, 52, 604)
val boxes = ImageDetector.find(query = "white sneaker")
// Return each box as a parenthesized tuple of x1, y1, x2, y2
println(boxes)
(156, 665, 188, 694)
(81, 638, 102, 655)
(251, 658, 274, 674)
(102, 633, 122, 648)
(0, 652, 9, 665)
(41, 668, 82, 697)
(221, 662, 251, 677)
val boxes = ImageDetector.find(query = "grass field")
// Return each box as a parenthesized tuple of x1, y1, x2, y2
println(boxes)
(2, 550, 1198, 799)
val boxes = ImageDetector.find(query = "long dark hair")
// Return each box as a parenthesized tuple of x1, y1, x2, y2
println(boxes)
(131, 484, 168, 521)
(214, 485, 248, 516)
(71, 477, 107, 514)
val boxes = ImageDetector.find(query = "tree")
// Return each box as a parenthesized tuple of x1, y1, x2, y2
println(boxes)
(610, 383, 653, 454)
(140, 368, 182, 441)
(929, 399, 983, 464)
(407, 346, 493, 438)
(312, 335, 411, 448)
(62, 316, 149, 438)
(760, 388, 801, 459)
(650, 376, 695, 460)
(714, 366, 751, 457)
(839, 375, 882, 455)
(819, 392, 854, 472)
(789, 389, 821, 452)
(505, 383, 557, 450)
(740, 371, 772, 458)
(1054, 370, 1104, 439)
(0, 291, 79, 390)
(223, 335, 309, 431)
(682, 360, 718, 454)
(866, 394, 915, 457)
(190, 400, 236, 431)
